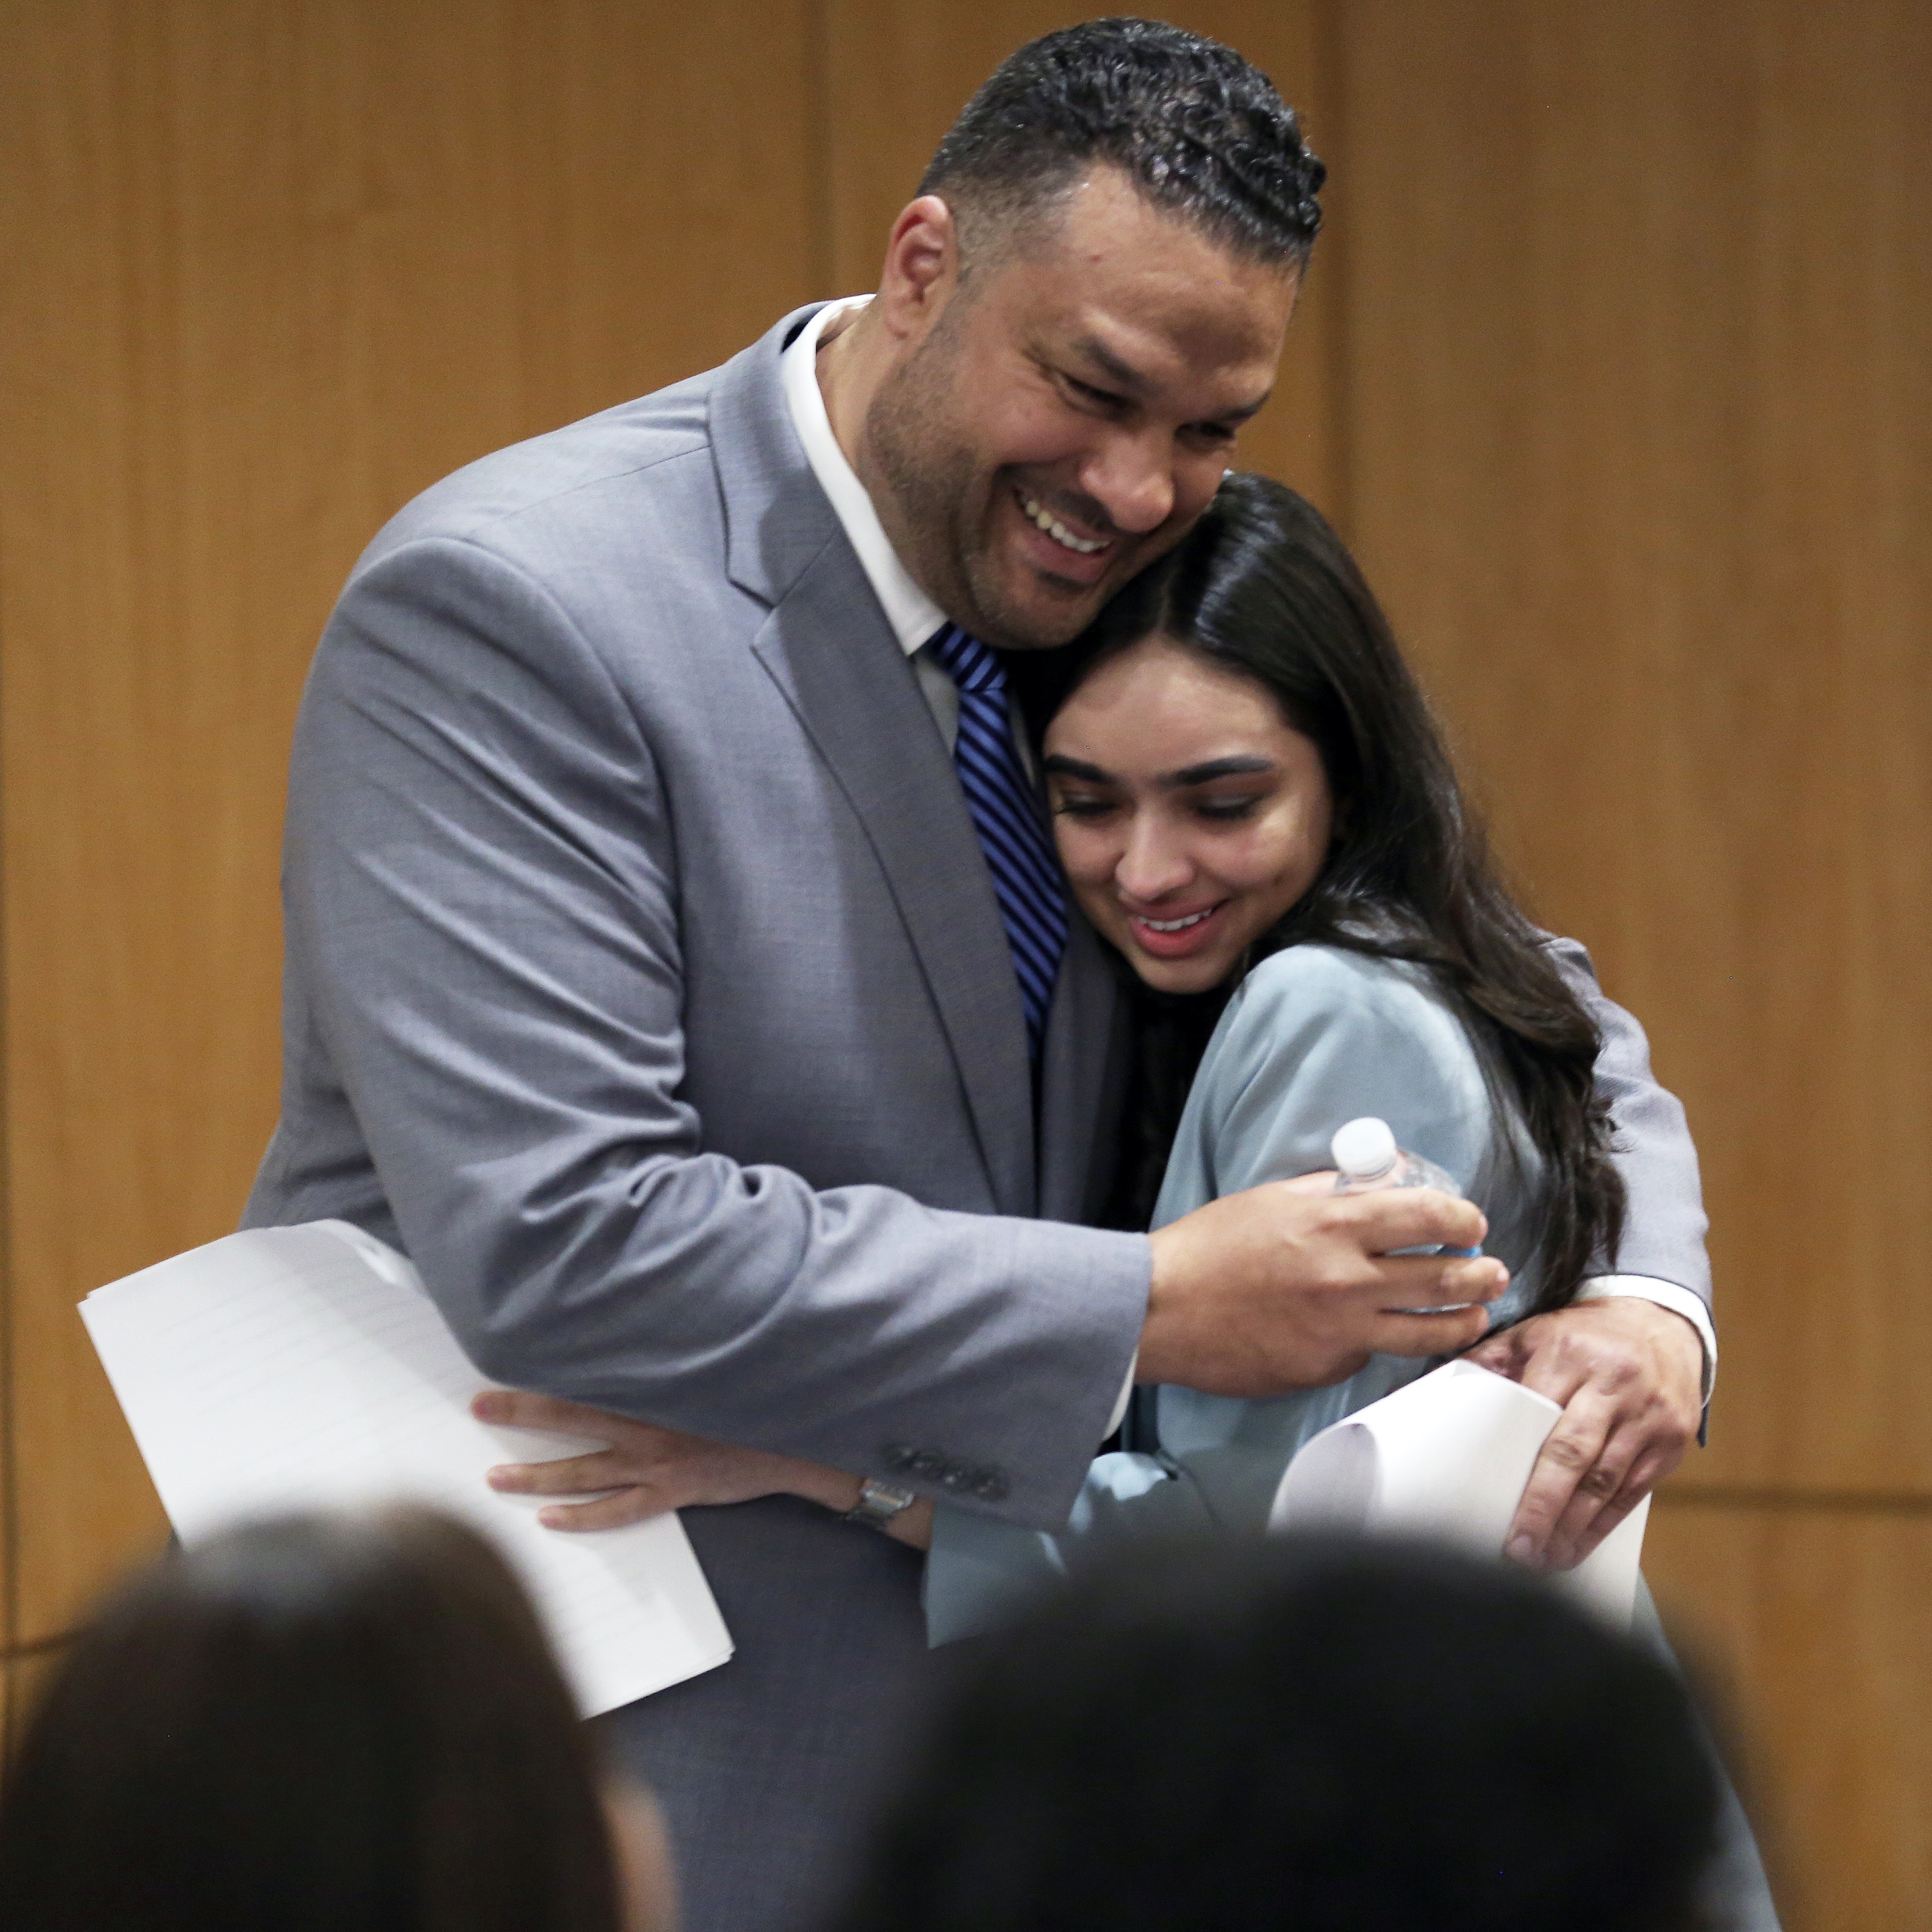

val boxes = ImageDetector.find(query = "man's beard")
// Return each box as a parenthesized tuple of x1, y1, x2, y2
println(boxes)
(864, 331, 1101, 653)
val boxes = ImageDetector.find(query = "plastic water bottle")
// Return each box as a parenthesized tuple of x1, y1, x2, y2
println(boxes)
(1330, 1116, 1481, 1258)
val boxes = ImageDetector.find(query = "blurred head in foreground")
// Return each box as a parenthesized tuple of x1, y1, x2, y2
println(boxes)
(0, 1506, 672, 1932)
(831, 1535, 1720, 1932)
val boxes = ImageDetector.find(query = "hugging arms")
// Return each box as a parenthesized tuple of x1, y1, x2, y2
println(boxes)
(480, 475, 1709, 1590)
(243, 34, 1724, 1925)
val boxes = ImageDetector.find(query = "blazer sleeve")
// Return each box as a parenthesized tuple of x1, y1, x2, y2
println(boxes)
(262, 533, 1149, 1531)
(1166, 947, 1502, 1212)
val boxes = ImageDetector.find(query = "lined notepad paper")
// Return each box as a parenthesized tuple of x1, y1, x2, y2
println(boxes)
(80, 1220, 733, 1715)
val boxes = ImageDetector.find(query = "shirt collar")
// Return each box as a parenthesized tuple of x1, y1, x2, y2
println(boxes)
(781, 296, 947, 659)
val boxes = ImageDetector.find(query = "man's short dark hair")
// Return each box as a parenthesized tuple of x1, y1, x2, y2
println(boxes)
(920, 18, 1325, 273)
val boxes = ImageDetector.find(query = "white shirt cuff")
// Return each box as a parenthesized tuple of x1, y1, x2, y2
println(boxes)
(1573, 1275, 1716, 1403)
(1105, 1353, 1140, 1438)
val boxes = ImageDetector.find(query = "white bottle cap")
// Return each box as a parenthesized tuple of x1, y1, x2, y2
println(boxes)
(1332, 1115, 1399, 1181)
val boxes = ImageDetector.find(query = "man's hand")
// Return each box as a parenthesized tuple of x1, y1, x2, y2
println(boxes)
(473, 1388, 862, 1531)
(1466, 1298, 1704, 1571)
(1140, 1178, 1508, 1396)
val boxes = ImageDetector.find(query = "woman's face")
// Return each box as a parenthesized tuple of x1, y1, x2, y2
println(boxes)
(1043, 635, 1334, 994)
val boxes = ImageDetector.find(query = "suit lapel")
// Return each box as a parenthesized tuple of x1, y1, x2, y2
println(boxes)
(748, 542, 1036, 1215)
(705, 311, 1035, 1210)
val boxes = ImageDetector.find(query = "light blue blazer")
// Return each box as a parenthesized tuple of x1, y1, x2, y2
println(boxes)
(925, 943, 1551, 1644)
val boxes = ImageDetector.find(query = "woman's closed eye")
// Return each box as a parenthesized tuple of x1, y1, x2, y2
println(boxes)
(1053, 791, 1123, 822)
(1190, 791, 1267, 823)
(1052, 787, 1271, 824)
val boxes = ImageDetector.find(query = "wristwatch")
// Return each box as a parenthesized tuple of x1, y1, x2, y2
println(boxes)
(843, 1477, 918, 1533)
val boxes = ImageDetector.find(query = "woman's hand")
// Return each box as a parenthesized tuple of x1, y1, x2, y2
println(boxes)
(471, 1389, 933, 1548)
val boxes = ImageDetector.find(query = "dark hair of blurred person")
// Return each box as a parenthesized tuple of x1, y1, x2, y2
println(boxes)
(827, 1535, 1721, 1932)
(0, 1506, 671, 1932)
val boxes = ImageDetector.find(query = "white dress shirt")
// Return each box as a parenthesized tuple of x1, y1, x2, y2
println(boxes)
(779, 297, 1715, 1403)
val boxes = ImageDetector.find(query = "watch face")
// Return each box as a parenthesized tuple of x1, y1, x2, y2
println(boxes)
(850, 1479, 916, 1525)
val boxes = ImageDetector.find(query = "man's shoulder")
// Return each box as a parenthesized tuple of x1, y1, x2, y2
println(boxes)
(351, 306, 821, 585)
(362, 366, 726, 570)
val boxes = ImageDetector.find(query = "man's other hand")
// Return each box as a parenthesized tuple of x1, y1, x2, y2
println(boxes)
(1139, 1176, 1507, 1397)
(1467, 1298, 1704, 1572)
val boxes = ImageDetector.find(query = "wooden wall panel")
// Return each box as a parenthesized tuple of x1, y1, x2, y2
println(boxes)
(0, 0, 821, 1645)
(1333, 0, 1932, 1495)
(823, 2, 1340, 510)
(1333, 6, 1931, 1925)
(1646, 1501, 1932, 1931)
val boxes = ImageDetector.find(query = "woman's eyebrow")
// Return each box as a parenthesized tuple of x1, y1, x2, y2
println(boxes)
(1166, 756, 1275, 786)
(1042, 754, 1115, 783)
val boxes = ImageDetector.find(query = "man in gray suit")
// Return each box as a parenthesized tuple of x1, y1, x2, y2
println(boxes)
(246, 22, 1718, 1931)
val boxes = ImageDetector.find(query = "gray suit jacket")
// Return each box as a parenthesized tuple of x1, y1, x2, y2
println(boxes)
(244, 305, 1712, 1932)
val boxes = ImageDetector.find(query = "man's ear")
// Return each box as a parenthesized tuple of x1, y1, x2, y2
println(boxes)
(872, 195, 960, 342)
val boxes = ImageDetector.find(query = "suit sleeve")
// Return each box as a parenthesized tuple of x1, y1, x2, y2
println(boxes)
(1542, 937, 1712, 1310)
(267, 533, 1148, 1531)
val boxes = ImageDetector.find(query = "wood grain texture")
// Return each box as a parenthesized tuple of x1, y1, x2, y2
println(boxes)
(1332, 0, 1932, 1492)
(1646, 1500, 1932, 1932)
(822, 1, 1340, 509)
(0, 0, 819, 1642)
(1, 1645, 68, 1774)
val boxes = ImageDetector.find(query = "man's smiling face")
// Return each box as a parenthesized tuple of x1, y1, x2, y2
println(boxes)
(860, 169, 1298, 652)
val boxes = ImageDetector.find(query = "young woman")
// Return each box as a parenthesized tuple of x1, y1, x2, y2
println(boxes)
(0, 1506, 675, 1932)
(475, 472, 1623, 1639)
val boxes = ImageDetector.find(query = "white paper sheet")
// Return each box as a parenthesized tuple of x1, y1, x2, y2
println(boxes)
(1266, 1358, 1651, 1628)
(79, 1220, 733, 1715)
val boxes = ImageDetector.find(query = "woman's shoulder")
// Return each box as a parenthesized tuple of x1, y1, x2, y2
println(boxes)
(1153, 942, 1505, 1219)
(1182, 942, 1491, 1179)
(1223, 943, 1456, 1042)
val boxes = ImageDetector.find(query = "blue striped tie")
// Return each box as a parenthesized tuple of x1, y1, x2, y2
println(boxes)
(927, 624, 1069, 1067)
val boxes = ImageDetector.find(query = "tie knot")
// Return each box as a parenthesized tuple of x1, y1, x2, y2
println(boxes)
(926, 624, 1004, 698)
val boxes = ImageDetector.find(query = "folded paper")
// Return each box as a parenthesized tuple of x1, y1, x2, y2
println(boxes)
(80, 1220, 733, 1714)
(1267, 1358, 1650, 1628)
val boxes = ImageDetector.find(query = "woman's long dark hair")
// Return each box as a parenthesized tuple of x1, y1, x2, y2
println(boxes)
(0, 1507, 627, 1932)
(1048, 472, 1623, 1309)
